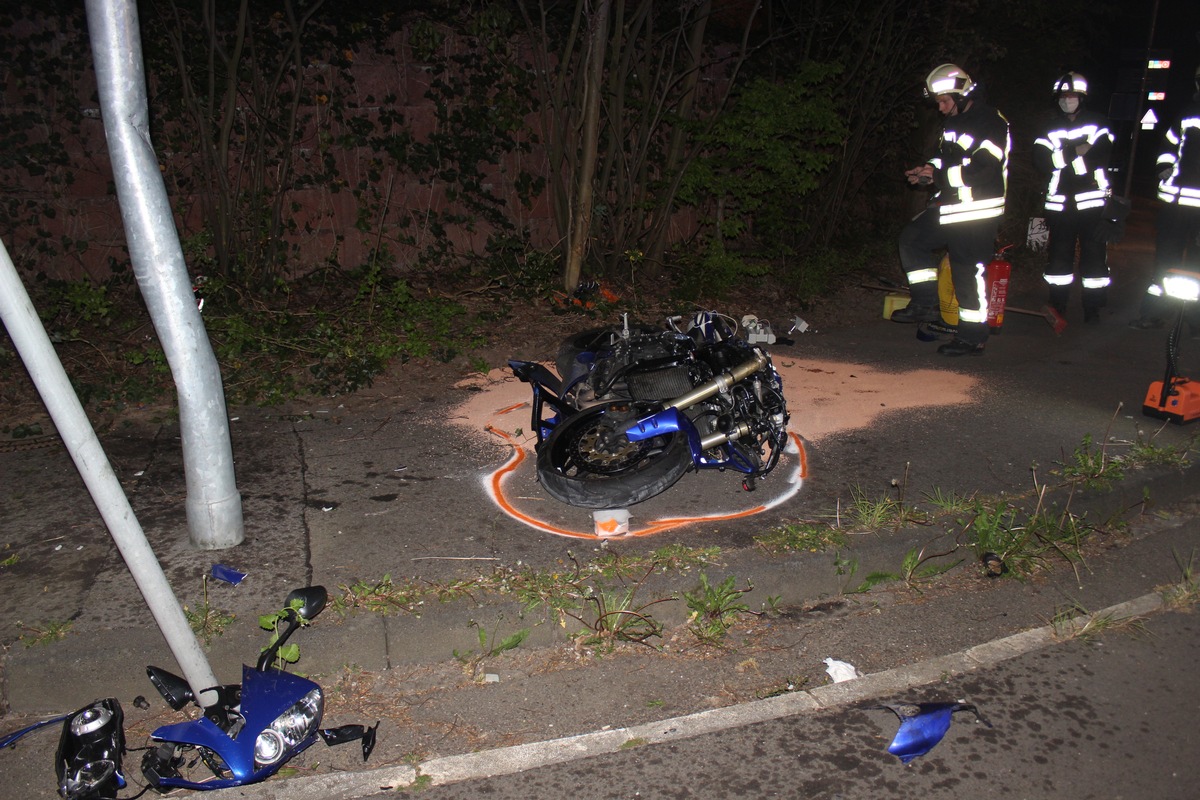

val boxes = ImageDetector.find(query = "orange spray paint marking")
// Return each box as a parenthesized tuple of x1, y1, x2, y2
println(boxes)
(482, 426, 807, 540)
(495, 402, 527, 416)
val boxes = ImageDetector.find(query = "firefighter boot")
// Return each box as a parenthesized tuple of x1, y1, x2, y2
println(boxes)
(1048, 285, 1069, 317)
(890, 284, 941, 324)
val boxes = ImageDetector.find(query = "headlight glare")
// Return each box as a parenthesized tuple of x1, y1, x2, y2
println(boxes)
(1163, 270, 1200, 302)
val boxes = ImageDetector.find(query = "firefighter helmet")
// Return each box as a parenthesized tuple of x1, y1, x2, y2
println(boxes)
(1052, 72, 1088, 96)
(924, 64, 974, 98)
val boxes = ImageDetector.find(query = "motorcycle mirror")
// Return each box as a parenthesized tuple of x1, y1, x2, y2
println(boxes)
(362, 721, 379, 761)
(284, 586, 328, 623)
(146, 666, 194, 711)
(318, 720, 379, 762)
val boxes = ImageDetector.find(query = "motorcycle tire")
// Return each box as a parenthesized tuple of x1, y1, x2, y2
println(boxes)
(537, 402, 691, 509)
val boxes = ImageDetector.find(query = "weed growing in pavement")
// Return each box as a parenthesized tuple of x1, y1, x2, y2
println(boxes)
(1, 549, 18, 568)
(1049, 600, 1143, 642)
(1057, 434, 1125, 492)
(258, 596, 312, 669)
(755, 521, 847, 554)
(1054, 411, 1193, 493)
(842, 485, 905, 530)
(1120, 428, 1194, 470)
(590, 543, 723, 578)
(684, 572, 755, 645)
(1159, 549, 1200, 609)
(847, 540, 961, 594)
(396, 774, 433, 793)
(965, 499, 1034, 575)
(923, 486, 976, 514)
(19, 619, 72, 647)
(332, 546, 719, 622)
(453, 621, 530, 679)
(565, 569, 670, 649)
(833, 551, 859, 585)
(184, 575, 236, 646)
(333, 574, 426, 615)
(840, 471, 929, 532)
(756, 675, 808, 699)
(899, 543, 960, 587)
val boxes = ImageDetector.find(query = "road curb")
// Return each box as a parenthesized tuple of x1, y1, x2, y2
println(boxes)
(216, 589, 1174, 799)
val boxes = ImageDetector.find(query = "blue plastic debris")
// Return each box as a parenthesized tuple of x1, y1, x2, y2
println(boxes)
(0, 714, 69, 749)
(873, 702, 992, 763)
(211, 563, 247, 585)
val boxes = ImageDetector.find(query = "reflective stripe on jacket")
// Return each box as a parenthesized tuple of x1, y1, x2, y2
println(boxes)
(927, 101, 1010, 225)
(1033, 108, 1114, 212)
(1157, 99, 1200, 207)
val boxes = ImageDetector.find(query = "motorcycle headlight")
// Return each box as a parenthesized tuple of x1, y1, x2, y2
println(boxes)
(254, 688, 323, 768)
(59, 760, 117, 800)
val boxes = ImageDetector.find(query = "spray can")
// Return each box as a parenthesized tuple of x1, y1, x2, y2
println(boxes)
(985, 248, 1012, 334)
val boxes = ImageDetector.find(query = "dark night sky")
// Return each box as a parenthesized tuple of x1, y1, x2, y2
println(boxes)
(1097, 0, 1200, 194)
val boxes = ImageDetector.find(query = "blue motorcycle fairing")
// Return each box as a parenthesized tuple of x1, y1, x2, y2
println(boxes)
(626, 407, 764, 475)
(0, 713, 69, 748)
(874, 702, 992, 763)
(150, 665, 323, 790)
(623, 407, 700, 451)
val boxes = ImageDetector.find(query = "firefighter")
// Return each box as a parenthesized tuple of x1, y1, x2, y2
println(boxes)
(892, 64, 1011, 356)
(1131, 63, 1200, 333)
(1032, 72, 1115, 323)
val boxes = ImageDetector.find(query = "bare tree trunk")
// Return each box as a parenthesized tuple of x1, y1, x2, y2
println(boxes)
(563, 0, 611, 292)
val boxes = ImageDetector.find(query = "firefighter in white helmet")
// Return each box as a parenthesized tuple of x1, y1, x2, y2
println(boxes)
(892, 64, 1011, 356)
(1032, 71, 1115, 324)
(1131, 63, 1200, 333)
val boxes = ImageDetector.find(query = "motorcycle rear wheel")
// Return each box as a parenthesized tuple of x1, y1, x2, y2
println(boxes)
(537, 403, 691, 509)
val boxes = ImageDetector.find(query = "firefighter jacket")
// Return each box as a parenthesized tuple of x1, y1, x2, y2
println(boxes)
(1033, 108, 1114, 212)
(1157, 96, 1200, 208)
(927, 100, 1010, 225)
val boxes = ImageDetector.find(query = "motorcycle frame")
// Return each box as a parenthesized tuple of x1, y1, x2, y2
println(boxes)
(509, 356, 788, 478)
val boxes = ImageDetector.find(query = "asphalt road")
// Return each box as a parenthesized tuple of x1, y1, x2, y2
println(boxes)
(363, 607, 1200, 800)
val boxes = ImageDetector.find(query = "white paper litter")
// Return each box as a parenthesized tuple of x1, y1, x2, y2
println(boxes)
(823, 657, 860, 683)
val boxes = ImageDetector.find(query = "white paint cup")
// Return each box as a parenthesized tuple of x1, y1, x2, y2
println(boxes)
(592, 508, 630, 536)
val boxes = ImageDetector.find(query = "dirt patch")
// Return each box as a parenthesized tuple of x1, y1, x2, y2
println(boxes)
(449, 357, 978, 447)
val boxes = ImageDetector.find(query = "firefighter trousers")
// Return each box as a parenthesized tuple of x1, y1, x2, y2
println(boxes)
(899, 207, 997, 344)
(1044, 207, 1108, 312)
(1141, 202, 1200, 327)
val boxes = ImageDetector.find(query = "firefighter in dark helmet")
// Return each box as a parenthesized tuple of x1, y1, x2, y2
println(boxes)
(1032, 71, 1115, 324)
(892, 64, 1011, 356)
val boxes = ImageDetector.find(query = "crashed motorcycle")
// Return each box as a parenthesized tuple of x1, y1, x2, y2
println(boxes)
(138, 585, 375, 792)
(509, 311, 791, 509)
(16, 586, 372, 799)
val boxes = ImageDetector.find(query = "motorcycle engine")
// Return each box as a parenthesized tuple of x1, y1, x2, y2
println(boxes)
(700, 341, 757, 372)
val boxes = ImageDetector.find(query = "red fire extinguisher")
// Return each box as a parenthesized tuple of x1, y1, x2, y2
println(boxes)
(985, 244, 1013, 334)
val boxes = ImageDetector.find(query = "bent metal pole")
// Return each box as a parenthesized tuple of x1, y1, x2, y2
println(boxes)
(0, 239, 222, 709)
(84, 0, 243, 549)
